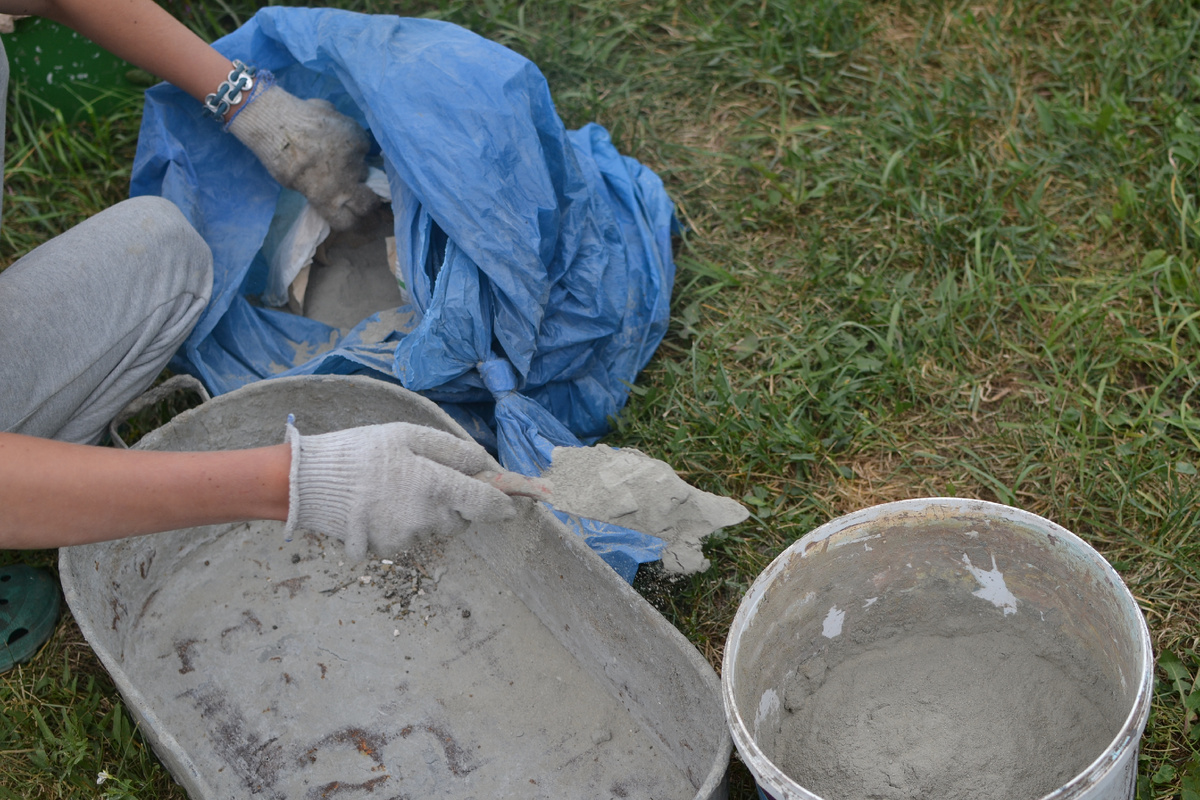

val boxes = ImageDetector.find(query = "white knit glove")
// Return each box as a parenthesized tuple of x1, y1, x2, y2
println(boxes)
(229, 85, 380, 231)
(284, 421, 515, 560)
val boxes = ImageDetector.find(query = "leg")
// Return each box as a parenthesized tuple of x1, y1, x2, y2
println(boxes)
(0, 195, 213, 444)
(0, 35, 7, 224)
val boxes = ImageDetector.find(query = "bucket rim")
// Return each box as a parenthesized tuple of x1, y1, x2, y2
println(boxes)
(721, 496, 1154, 800)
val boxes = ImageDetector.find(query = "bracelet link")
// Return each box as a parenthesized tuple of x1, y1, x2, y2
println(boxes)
(203, 59, 258, 122)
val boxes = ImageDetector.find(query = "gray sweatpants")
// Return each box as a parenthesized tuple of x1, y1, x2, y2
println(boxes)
(0, 39, 213, 445)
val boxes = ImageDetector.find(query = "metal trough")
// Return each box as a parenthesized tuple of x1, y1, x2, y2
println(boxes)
(60, 375, 730, 800)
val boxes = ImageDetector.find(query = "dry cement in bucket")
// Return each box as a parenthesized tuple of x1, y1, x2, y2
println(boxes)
(724, 499, 1153, 800)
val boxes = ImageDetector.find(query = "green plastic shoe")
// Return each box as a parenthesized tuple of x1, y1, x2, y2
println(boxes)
(0, 564, 61, 672)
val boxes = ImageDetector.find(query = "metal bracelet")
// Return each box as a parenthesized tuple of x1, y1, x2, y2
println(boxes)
(202, 59, 257, 122)
(223, 68, 276, 130)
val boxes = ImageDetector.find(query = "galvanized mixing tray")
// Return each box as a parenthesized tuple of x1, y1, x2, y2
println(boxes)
(60, 375, 730, 800)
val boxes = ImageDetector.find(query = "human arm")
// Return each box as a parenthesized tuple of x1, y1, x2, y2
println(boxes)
(0, 0, 246, 117)
(0, 432, 290, 548)
(0, 424, 515, 557)
(0, 0, 380, 229)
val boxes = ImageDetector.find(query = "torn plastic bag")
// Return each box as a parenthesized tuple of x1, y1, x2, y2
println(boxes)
(130, 8, 675, 582)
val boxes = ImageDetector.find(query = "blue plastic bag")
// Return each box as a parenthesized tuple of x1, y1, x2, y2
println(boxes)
(130, 8, 676, 582)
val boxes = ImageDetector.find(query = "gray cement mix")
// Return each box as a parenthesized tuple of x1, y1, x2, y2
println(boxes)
(302, 208, 406, 331)
(766, 603, 1124, 800)
(121, 520, 693, 800)
(543, 445, 749, 574)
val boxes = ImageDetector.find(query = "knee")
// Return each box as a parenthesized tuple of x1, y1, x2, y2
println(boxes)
(119, 195, 210, 261)
(106, 196, 213, 300)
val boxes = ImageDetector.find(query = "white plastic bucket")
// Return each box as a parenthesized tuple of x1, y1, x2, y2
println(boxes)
(722, 498, 1153, 800)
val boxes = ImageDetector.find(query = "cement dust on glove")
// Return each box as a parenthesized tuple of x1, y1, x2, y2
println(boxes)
(229, 85, 380, 231)
(481, 446, 749, 575)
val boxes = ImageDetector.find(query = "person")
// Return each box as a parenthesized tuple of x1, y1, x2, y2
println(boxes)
(0, 0, 513, 670)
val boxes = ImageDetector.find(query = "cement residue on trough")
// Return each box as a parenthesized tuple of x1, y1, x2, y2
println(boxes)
(313, 536, 440, 620)
(543, 444, 748, 574)
(119, 520, 695, 800)
(62, 375, 732, 800)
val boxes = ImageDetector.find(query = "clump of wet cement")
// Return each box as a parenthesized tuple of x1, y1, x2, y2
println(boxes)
(769, 616, 1125, 799)
(542, 444, 748, 574)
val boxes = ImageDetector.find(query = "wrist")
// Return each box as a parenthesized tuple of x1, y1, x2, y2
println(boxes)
(223, 94, 248, 125)
(223, 69, 277, 128)
(202, 60, 274, 125)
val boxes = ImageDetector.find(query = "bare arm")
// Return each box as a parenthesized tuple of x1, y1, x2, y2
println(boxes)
(0, 0, 244, 118)
(2, 0, 381, 227)
(0, 3, 288, 547)
(0, 433, 290, 548)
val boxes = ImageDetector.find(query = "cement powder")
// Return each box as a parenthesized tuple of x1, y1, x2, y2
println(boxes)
(301, 208, 406, 331)
(543, 444, 749, 574)
(773, 629, 1121, 800)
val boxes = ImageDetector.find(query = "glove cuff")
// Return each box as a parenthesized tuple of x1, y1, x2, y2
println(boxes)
(223, 68, 277, 130)
(283, 421, 302, 541)
(284, 422, 363, 540)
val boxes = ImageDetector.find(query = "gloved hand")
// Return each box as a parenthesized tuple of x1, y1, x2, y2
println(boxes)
(284, 421, 515, 560)
(228, 85, 380, 231)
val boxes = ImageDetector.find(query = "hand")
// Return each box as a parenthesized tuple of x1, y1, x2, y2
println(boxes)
(228, 85, 380, 230)
(284, 421, 515, 560)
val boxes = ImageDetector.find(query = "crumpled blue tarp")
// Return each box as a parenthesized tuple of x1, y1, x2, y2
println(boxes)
(130, 8, 677, 582)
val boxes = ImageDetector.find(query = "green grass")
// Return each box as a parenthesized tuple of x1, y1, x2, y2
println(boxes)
(3, 0, 1200, 797)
